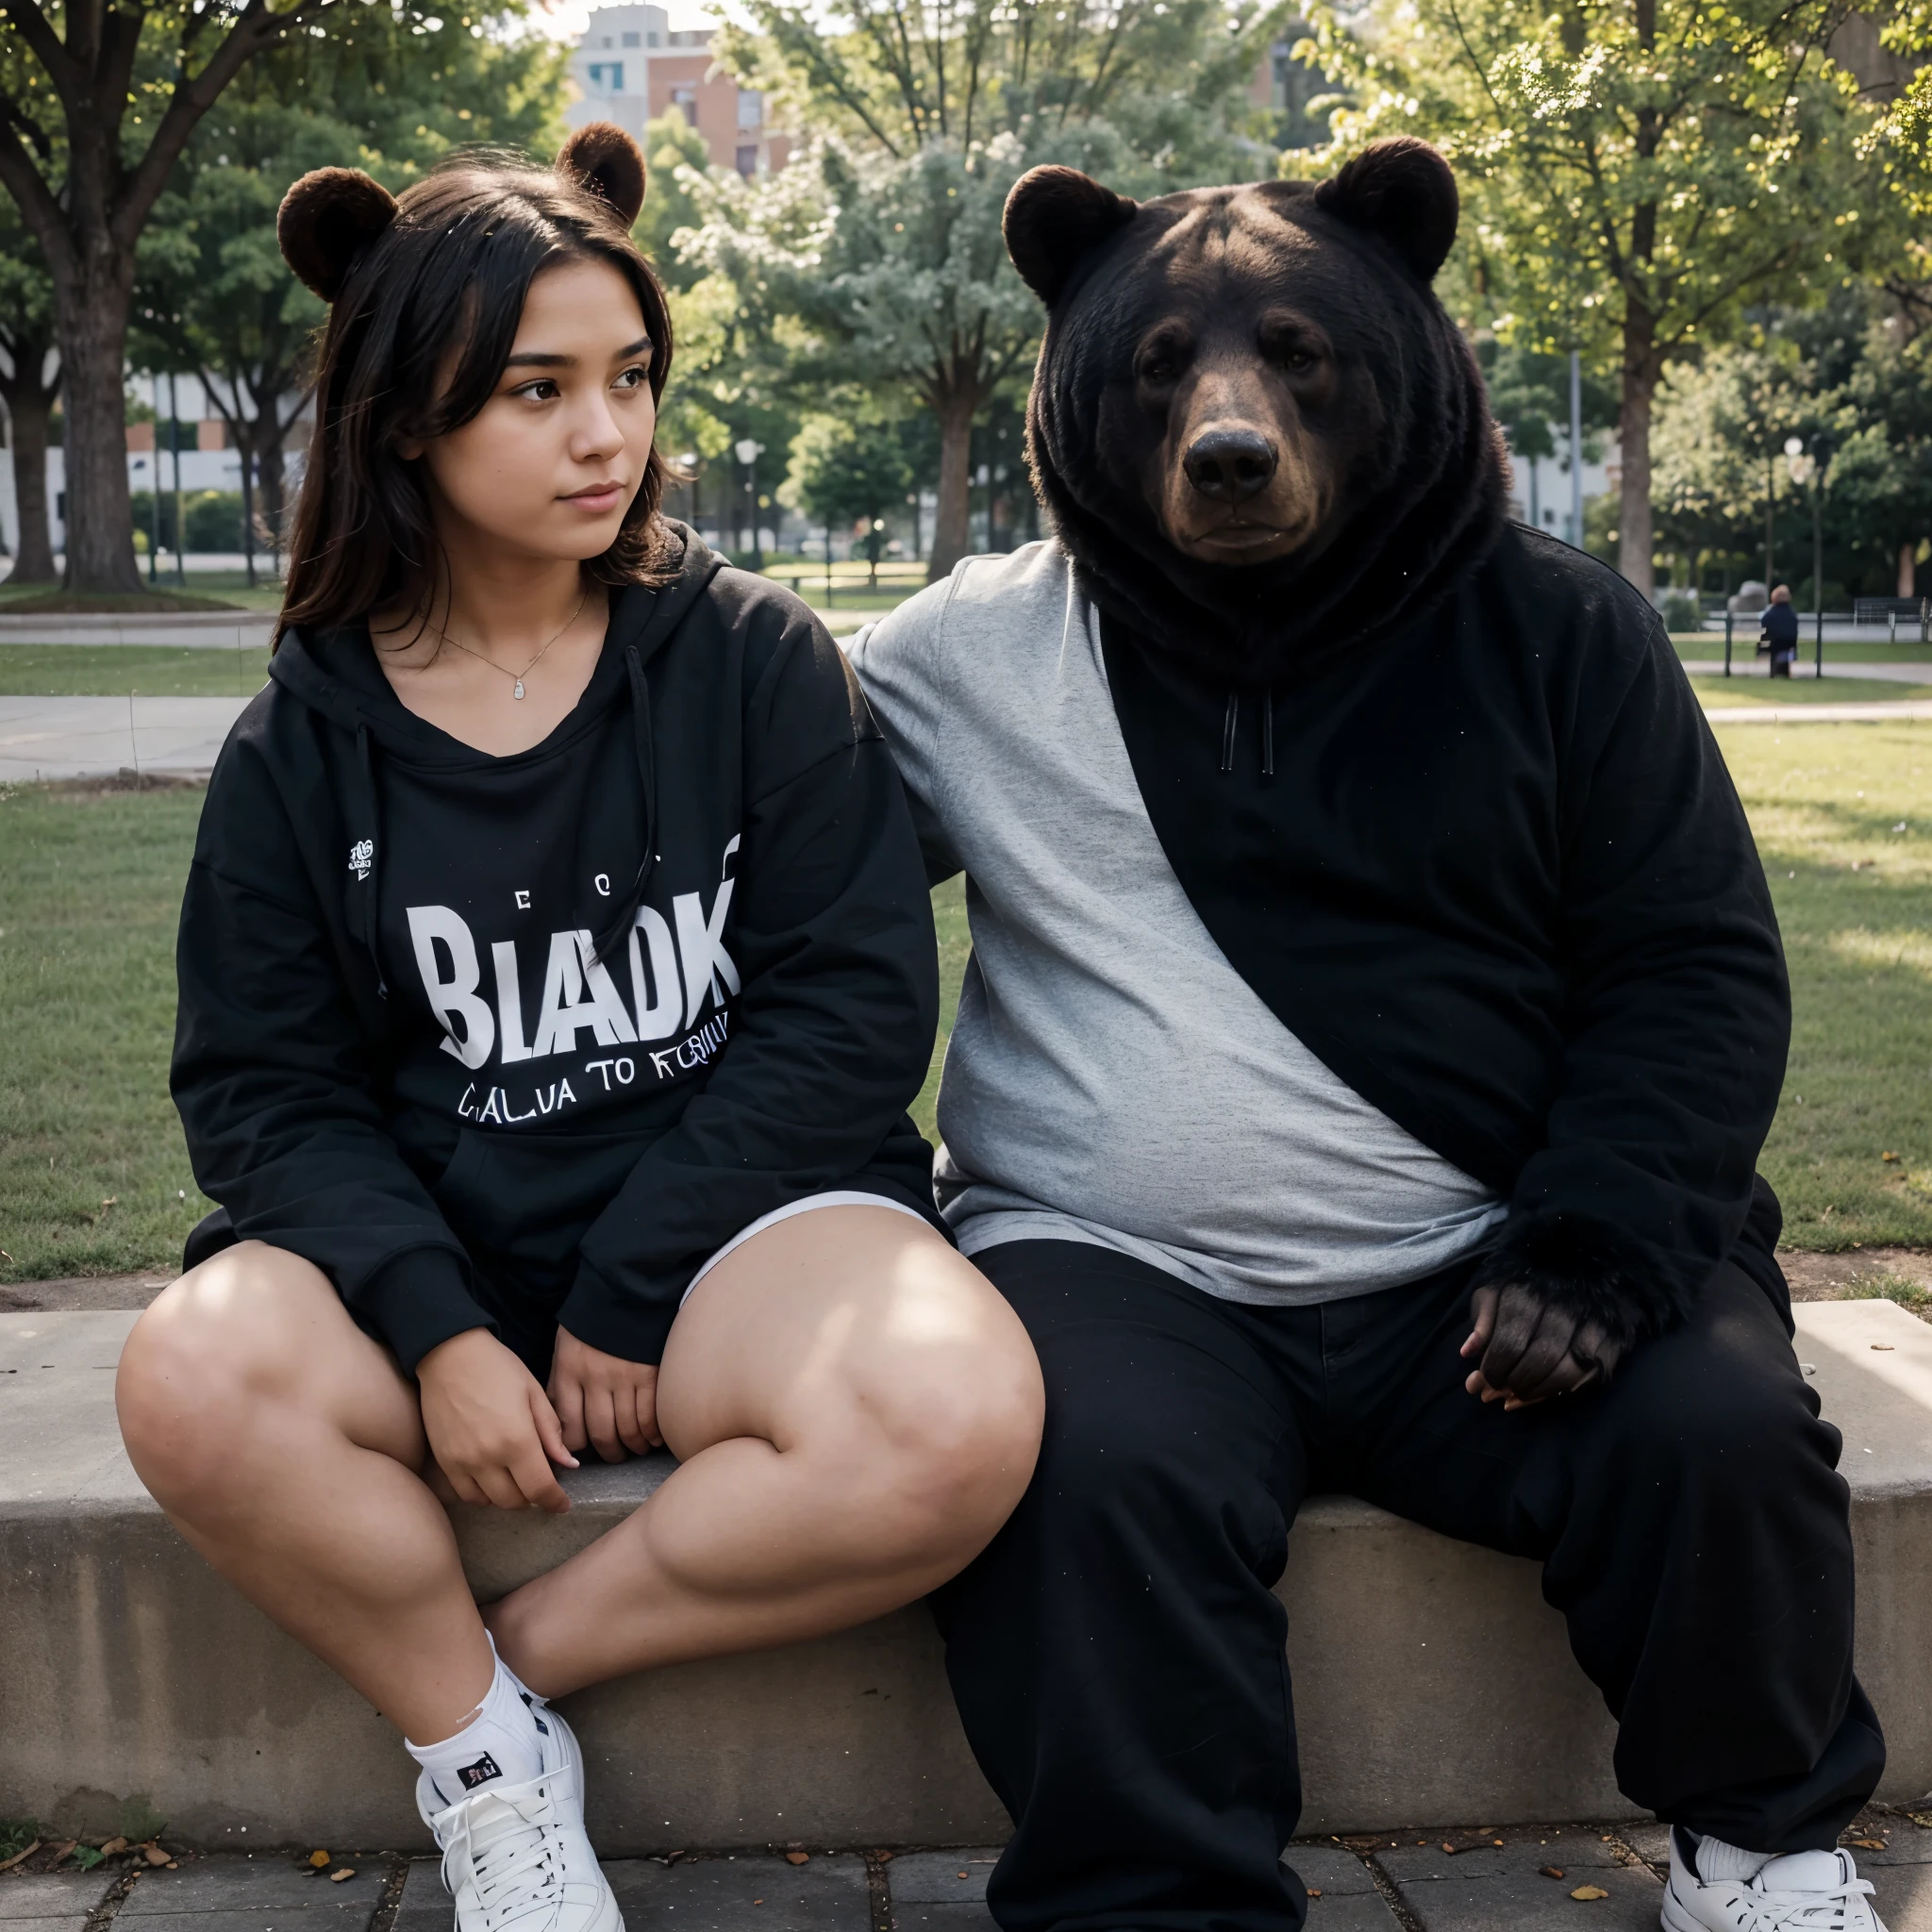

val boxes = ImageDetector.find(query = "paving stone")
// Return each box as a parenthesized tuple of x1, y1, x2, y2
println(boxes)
(0, 1877, 118, 1924)
(1284, 1848, 1402, 1929)
(0, 1873, 119, 1926)
(1375, 1837, 1658, 1931)
(1869, 1865, 1932, 1932)
(602, 1855, 872, 1932)
(1859, 1824, 1932, 1868)
(388, 1859, 446, 1932)
(118, 1857, 388, 1930)
(1608, 1824, 1671, 1873)
(882, 1852, 1001, 1904)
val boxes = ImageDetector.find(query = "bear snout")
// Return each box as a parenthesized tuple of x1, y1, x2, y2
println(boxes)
(1182, 428, 1278, 504)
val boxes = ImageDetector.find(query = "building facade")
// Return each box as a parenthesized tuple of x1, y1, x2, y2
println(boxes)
(566, 5, 790, 177)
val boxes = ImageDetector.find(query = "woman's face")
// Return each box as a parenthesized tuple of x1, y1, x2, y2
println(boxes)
(415, 256, 657, 565)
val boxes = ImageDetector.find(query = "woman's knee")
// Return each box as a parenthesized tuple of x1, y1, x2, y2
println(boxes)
(117, 1242, 347, 1497)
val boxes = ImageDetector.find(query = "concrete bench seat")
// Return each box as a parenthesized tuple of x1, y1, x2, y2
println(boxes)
(3, 1300, 1928, 1852)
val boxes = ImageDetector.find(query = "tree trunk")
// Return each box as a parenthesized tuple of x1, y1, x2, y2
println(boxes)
(56, 252, 144, 593)
(1901, 541, 1918, 600)
(5, 383, 58, 584)
(927, 389, 976, 583)
(1616, 301, 1660, 598)
(258, 433, 288, 576)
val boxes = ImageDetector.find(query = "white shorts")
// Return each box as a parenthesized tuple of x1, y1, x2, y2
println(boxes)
(680, 1191, 933, 1307)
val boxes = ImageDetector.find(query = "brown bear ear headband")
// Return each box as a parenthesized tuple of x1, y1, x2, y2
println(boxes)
(1002, 135, 1457, 308)
(276, 123, 648, 302)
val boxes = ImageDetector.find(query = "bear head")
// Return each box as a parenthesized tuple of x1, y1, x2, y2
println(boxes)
(1006, 139, 1509, 685)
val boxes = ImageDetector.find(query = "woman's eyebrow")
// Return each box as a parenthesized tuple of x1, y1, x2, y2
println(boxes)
(503, 336, 652, 372)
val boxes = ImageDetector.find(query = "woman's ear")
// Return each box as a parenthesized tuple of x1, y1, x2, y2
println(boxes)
(278, 168, 399, 302)
(557, 122, 648, 229)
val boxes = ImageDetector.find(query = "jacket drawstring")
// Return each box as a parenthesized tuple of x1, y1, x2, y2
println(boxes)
(1220, 691, 1239, 774)
(351, 721, 388, 998)
(591, 644, 660, 966)
(1261, 686, 1275, 778)
(1221, 690, 1276, 777)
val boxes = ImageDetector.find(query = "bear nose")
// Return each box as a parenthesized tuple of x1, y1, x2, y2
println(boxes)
(1183, 428, 1278, 503)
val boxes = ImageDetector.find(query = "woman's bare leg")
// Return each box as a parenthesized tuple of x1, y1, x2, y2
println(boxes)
(115, 1241, 494, 1742)
(489, 1206, 1043, 1695)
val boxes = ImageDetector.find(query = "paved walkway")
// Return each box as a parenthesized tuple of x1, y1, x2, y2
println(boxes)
(1682, 659, 1932, 683)
(0, 695, 251, 783)
(1703, 700, 1932, 724)
(2, 1824, 1925, 1932)
(0, 618, 276, 649)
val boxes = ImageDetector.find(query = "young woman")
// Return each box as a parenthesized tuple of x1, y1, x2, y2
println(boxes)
(115, 126, 1043, 1932)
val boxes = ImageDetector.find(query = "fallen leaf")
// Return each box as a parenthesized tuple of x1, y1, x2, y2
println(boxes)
(329, 1871, 355, 1883)
(1850, 1839, 1887, 1850)
(99, 1839, 130, 1857)
(1572, 1886, 1609, 1901)
(785, 1854, 809, 1866)
(143, 1846, 171, 1867)
(956, 1874, 967, 1881)
(1493, 1840, 1504, 1847)
(164, 1864, 178, 1872)
(309, 1851, 330, 1869)
(47, 1842, 77, 1864)
(1441, 1842, 1461, 1855)
(1883, 1153, 1901, 1163)
(1306, 1889, 1322, 1898)
(874, 1852, 893, 1863)
(752, 1901, 763, 1907)
(1541, 1868, 1566, 1880)
(0, 1840, 41, 1873)
(1874, 1343, 1896, 1351)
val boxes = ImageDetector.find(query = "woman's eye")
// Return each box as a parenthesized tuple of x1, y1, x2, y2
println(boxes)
(614, 365, 649, 391)
(514, 378, 560, 401)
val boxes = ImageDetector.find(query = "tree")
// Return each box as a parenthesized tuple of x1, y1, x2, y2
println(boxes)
(130, 12, 563, 576)
(0, 197, 58, 582)
(0, 0, 453, 594)
(783, 411, 915, 580)
(1307, 0, 1872, 594)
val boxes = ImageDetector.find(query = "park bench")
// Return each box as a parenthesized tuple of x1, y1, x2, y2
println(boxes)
(2, 1298, 1927, 1853)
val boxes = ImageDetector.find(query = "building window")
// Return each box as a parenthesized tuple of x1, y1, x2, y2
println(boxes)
(599, 34, 612, 45)
(588, 59, 625, 89)
(672, 84, 697, 124)
(736, 87, 762, 128)
(735, 143, 758, 176)
(646, 29, 660, 43)
(621, 30, 639, 44)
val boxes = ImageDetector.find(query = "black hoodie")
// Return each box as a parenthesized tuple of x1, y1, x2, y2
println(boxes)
(173, 525, 941, 1372)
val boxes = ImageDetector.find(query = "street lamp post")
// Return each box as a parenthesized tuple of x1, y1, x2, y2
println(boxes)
(1568, 351, 1582, 549)
(734, 438, 763, 570)
(1784, 437, 1824, 675)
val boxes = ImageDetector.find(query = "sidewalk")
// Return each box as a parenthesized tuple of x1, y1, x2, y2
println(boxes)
(1, 1825, 1924, 1932)
(0, 694, 250, 783)
(1682, 660, 1932, 683)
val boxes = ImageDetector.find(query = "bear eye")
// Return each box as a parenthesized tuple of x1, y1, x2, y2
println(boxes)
(1137, 340, 1187, 384)
(1282, 346, 1317, 374)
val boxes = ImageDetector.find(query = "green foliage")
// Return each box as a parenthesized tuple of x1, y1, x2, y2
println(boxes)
(635, 109, 714, 293)
(782, 413, 915, 565)
(1474, 337, 1613, 461)
(129, 490, 247, 555)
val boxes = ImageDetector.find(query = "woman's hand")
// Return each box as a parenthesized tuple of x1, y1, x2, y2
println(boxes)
(417, 1326, 576, 1511)
(549, 1326, 662, 1462)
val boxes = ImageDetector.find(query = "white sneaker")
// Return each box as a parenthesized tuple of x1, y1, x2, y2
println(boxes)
(416, 1703, 622, 1932)
(1663, 1825, 1888, 1931)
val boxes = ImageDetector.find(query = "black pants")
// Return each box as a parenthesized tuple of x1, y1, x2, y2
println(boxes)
(933, 1241, 1884, 1932)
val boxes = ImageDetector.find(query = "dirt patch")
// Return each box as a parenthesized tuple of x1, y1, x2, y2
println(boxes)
(0, 1274, 172, 1312)
(1779, 1246, 1932, 1302)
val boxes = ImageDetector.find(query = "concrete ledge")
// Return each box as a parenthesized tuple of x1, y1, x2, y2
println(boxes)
(3, 1301, 1927, 1849)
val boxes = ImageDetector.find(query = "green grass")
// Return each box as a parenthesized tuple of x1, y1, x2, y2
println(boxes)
(2, 729, 1924, 1282)
(1673, 634, 1932, 666)
(1716, 723, 1932, 1249)
(1692, 675, 1932, 707)
(0, 644, 272, 697)
(0, 785, 213, 1280)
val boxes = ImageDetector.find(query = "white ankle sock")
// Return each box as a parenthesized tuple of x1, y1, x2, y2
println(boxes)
(406, 1644, 546, 1809)
(1695, 1835, 1774, 1885)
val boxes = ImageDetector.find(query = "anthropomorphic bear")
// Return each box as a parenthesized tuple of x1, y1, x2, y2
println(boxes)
(849, 139, 1889, 1932)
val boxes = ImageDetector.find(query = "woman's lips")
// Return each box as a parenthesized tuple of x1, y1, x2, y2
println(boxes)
(563, 482, 625, 512)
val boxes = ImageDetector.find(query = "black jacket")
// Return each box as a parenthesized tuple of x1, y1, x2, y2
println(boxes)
(173, 525, 940, 1371)
(1100, 526, 1790, 1351)
(1760, 602, 1801, 651)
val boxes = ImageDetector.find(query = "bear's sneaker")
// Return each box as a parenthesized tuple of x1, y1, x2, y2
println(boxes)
(1663, 1826, 1886, 1931)
(417, 1704, 621, 1932)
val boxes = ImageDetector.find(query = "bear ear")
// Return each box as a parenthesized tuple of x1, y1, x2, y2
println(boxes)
(558, 122, 647, 228)
(1004, 166, 1138, 308)
(1313, 137, 1458, 281)
(277, 168, 399, 303)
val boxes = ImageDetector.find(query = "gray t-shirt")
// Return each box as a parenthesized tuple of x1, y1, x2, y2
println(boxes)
(848, 540, 1504, 1305)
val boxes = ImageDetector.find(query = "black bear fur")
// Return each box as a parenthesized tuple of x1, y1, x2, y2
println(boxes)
(1009, 138, 1509, 688)
(277, 168, 399, 303)
(557, 122, 648, 229)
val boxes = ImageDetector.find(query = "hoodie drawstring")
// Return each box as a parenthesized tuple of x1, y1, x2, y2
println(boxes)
(591, 644, 660, 966)
(1221, 689, 1276, 778)
(352, 722, 389, 998)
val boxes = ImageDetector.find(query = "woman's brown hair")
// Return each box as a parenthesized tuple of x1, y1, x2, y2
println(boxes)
(275, 125, 674, 643)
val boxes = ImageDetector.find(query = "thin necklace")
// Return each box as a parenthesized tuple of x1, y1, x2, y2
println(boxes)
(432, 586, 590, 700)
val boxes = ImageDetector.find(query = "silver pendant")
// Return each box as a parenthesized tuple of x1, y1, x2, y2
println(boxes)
(513, 679, 525, 699)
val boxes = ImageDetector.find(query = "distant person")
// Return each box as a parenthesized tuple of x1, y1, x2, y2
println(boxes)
(114, 125, 1042, 1932)
(1760, 584, 1800, 677)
